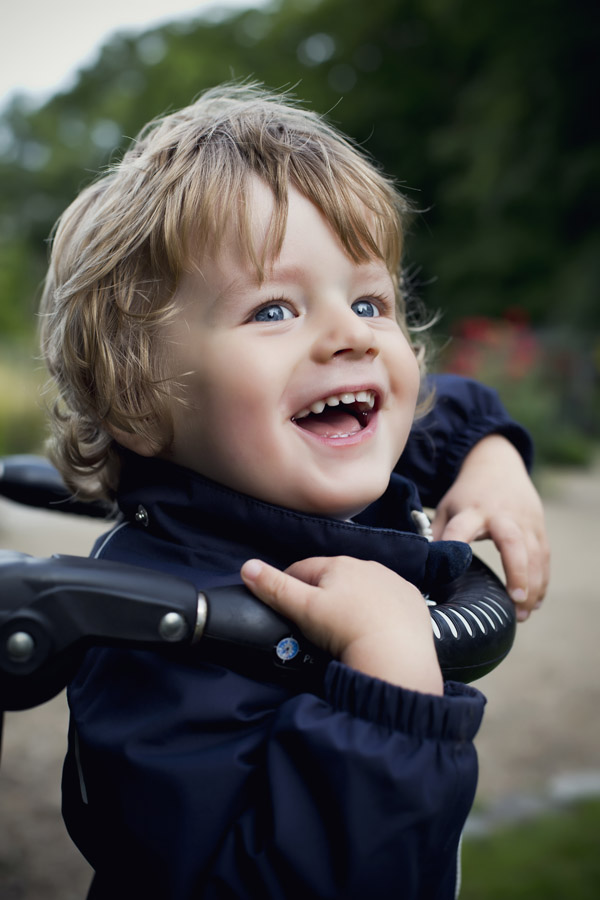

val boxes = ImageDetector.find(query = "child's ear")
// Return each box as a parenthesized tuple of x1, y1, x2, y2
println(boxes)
(106, 424, 161, 458)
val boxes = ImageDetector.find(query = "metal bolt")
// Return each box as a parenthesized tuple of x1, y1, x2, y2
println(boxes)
(158, 612, 188, 642)
(6, 631, 36, 663)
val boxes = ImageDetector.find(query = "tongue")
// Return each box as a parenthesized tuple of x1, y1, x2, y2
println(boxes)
(297, 408, 362, 437)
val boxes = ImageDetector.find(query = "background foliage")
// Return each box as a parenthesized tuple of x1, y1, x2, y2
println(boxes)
(0, 0, 598, 458)
(462, 799, 600, 900)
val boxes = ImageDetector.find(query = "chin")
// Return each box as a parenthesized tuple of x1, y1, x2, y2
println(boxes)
(300, 487, 384, 521)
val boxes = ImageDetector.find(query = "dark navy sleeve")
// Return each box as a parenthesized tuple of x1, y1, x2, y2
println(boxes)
(63, 649, 485, 900)
(399, 374, 534, 507)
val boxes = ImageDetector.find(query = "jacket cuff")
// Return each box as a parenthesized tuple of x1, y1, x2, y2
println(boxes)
(323, 661, 485, 742)
(443, 412, 535, 483)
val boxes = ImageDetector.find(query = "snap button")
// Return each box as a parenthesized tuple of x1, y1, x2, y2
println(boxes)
(135, 505, 149, 527)
(411, 509, 433, 541)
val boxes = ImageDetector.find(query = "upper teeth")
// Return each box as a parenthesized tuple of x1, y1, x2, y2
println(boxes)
(294, 390, 376, 419)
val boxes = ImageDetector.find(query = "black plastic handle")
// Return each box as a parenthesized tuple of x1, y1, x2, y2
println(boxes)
(0, 550, 515, 711)
(426, 556, 516, 682)
(0, 456, 111, 518)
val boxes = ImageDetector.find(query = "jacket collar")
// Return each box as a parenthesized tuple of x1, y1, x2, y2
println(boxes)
(117, 454, 471, 592)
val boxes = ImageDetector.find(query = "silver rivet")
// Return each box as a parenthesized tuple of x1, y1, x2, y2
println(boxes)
(158, 612, 188, 642)
(193, 593, 208, 643)
(135, 505, 149, 526)
(6, 631, 36, 663)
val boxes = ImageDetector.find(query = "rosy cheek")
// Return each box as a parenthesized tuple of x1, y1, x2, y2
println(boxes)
(215, 394, 265, 447)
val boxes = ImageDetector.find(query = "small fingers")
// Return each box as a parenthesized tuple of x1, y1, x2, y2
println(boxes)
(241, 558, 309, 620)
(437, 508, 488, 545)
(520, 530, 551, 612)
(438, 509, 549, 622)
(240, 557, 342, 654)
(430, 506, 450, 542)
(485, 515, 532, 618)
(490, 518, 550, 618)
(539, 537, 551, 602)
(284, 556, 333, 586)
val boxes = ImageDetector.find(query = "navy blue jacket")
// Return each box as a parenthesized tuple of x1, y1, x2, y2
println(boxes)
(62, 375, 528, 899)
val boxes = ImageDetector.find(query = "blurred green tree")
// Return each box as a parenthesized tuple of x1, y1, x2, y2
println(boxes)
(0, 0, 597, 339)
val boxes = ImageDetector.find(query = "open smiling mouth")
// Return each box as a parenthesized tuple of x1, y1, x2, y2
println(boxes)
(292, 390, 377, 438)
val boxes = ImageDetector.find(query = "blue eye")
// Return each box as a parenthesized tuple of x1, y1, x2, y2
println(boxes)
(253, 303, 294, 322)
(352, 298, 380, 318)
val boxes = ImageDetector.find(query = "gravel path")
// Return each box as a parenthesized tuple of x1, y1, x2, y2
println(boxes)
(0, 462, 598, 898)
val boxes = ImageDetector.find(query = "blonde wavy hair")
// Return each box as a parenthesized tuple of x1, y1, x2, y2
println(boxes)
(40, 82, 428, 503)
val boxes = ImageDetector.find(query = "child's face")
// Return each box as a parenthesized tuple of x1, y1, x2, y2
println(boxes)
(162, 180, 420, 519)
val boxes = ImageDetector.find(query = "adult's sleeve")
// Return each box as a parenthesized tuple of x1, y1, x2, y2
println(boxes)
(398, 373, 534, 507)
(63, 649, 485, 900)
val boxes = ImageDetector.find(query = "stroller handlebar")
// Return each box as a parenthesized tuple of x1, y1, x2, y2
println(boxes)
(0, 456, 516, 711)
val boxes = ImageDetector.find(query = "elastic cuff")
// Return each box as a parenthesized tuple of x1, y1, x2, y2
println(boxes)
(324, 661, 485, 742)
(443, 415, 535, 485)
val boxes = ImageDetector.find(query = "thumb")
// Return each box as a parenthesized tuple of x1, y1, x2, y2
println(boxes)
(240, 558, 310, 621)
(429, 506, 449, 542)
(435, 508, 487, 544)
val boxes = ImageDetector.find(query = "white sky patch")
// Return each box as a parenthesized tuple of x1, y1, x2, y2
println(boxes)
(0, 0, 262, 110)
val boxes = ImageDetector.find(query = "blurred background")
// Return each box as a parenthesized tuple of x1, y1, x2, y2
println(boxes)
(1, 0, 598, 464)
(1, 0, 599, 897)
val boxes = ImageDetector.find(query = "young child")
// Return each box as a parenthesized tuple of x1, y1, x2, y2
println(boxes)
(40, 84, 547, 899)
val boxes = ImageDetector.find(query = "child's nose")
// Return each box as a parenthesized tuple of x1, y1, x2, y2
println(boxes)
(311, 302, 379, 362)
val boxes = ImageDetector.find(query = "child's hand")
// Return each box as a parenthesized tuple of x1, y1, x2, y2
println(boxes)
(430, 435, 550, 621)
(241, 556, 443, 695)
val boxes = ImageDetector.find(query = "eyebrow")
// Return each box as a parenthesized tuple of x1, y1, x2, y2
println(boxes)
(259, 262, 306, 285)
(263, 259, 391, 287)
(208, 263, 303, 302)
